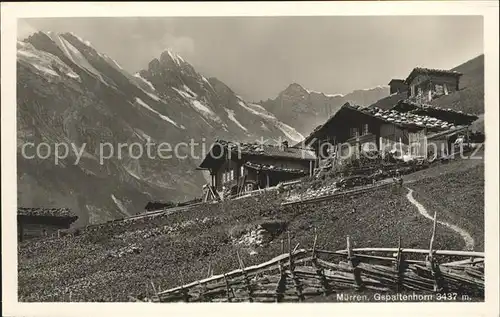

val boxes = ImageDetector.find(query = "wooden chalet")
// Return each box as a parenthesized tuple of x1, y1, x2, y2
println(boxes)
(301, 101, 479, 160)
(18, 207, 78, 241)
(388, 79, 408, 95)
(404, 67, 462, 103)
(198, 140, 316, 198)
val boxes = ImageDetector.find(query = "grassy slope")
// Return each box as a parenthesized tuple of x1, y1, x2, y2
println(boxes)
(409, 163, 484, 251)
(368, 91, 407, 110)
(403, 149, 484, 252)
(18, 156, 484, 302)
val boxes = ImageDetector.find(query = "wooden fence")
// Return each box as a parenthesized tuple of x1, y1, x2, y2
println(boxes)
(153, 231, 484, 302)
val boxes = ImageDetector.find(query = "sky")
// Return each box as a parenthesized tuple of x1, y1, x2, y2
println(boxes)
(18, 16, 483, 101)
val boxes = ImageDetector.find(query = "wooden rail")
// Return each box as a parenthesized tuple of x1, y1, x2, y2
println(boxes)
(154, 232, 484, 303)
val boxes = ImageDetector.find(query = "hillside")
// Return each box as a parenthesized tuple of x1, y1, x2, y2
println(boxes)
(18, 155, 483, 302)
(260, 83, 389, 136)
(431, 55, 484, 115)
(17, 32, 304, 224)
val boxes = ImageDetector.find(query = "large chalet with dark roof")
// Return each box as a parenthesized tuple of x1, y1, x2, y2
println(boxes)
(198, 140, 316, 196)
(301, 101, 479, 160)
(301, 64, 477, 162)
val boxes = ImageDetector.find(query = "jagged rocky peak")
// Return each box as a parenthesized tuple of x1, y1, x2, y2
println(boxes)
(24, 31, 57, 52)
(282, 82, 309, 95)
(147, 58, 162, 73)
(208, 76, 235, 95)
(159, 49, 187, 67)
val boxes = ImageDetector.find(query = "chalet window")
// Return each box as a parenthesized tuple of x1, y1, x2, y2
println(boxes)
(230, 170, 234, 181)
(349, 127, 359, 138)
(362, 124, 369, 135)
(240, 166, 244, 177)
(435, 84, 444, 95)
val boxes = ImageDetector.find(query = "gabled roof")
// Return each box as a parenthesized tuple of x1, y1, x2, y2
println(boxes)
(198, 139, 316, 169)
(344, 103, 461, 130)
(404, 67, 462, 84)
(388, 79, 405, 85)
(18, 207, 76, 218)
(391, 100, 478, 125)
(426, 125, 469, 140)
(244, 161, 308, 175)
(303, 101, 472, 145)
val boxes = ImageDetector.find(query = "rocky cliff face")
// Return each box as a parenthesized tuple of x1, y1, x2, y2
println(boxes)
(17, 31, 305, 224)
(260, 83, 389, 136)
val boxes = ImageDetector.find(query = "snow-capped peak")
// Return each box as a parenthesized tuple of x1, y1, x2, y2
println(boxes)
(17, 39, 81, 81)
(355, 85, 389, 92)
(68, 32, 93, 48)
(302, 85, 344, 98)
(164, 49, 186, 66)
(282, 83, 344, 98)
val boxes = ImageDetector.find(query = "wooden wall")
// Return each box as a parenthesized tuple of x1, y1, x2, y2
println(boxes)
(18, 216, 76, 241)
(389, 81, 408, 94)
(409, 74, 460, 102)
(213, 156, 311, 190)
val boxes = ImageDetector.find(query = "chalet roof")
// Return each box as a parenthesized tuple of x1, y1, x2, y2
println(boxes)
(388, 79, 405, 85)
(198, 139, 316, 169)
(346, 103, 460, 130)
(404, 67, 462, 84)
(303, 102, 469, 145)
(244, 161, 308, 175)
(426, 125, 469, 140)
(391, 100, 478, 124)
(18, 207, 76, 218)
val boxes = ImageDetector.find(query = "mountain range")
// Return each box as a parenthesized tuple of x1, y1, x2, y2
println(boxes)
(17, 31, 483, 225)
(17, 31, 316, 224)
(260, 83, 389, 136)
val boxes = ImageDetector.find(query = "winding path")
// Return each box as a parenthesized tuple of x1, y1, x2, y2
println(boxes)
(405, 188, 475, 251)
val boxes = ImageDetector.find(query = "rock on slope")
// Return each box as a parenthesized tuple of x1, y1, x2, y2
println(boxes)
(17, 31, 304, 224)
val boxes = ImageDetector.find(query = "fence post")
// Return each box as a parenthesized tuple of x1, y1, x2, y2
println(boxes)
(275, 261, 286, 302)
(395, 236, 405, 292)
(237, 250, 253, 302)
(288, 231, 304, 301)
(207, 262, 212, 278)
(310, 228, 329, 296)
(427, 211, 444, 292)
(223, 273, 233, 302)
(311, 227, 318, 259)
(347, 235, 363, 291)
(197, 280, 207, 302)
